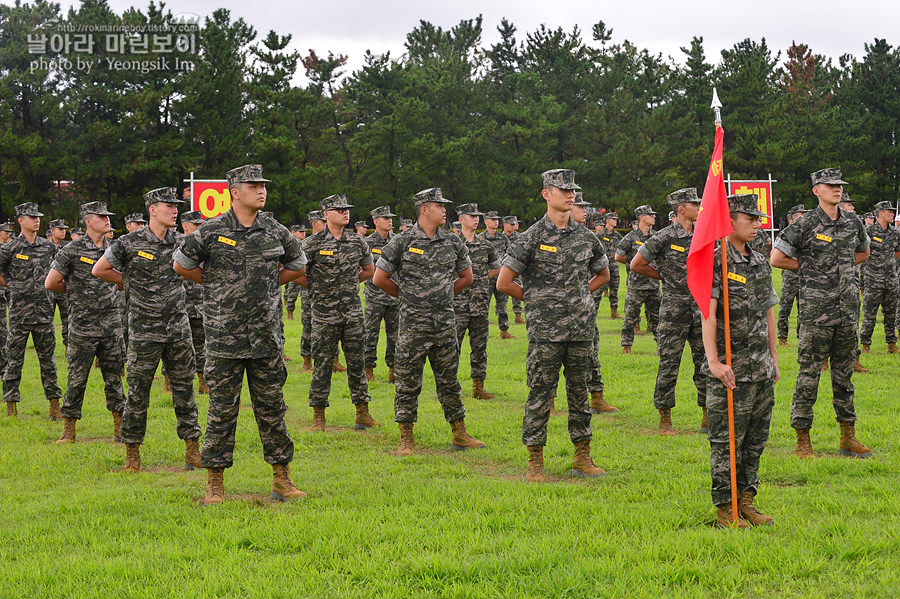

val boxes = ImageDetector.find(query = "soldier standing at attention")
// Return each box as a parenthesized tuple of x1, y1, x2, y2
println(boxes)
(776, 205, 808, 346)
(502, 216, 525, 324)
(615, 205, 661, 353)
(180, 211, 209, 394)
(597, 212, 623, 319)
(0, 222, 12, 374)
(859, 201, 900, 354)
(703, 194, 778, 529)
(300, 211, 345, 373)
(355, 221, 368, 237)
(46, 202, 126, 443)
(94, 188, 201, 473)
(0, 203, 62, 419)
(373, 187, 485, 456)
(283, 225, 305, 320)
(450, 221, 461, 236)
(480, 211, 513, 338)
(124, 213, 146, 233)
(174, 164, 308, 505)
(632, 188, 707, 435)
(364, 205, 400, 383)
(299, 194, 379, 432)
(47, 218, 70, 348)
(400, 218, 413, 232)
(454, 203, 501, 400)
(771, 168, 872, 459)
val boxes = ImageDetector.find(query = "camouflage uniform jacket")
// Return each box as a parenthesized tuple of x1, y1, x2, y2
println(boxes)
(478, 229, 509, 261)
(0, 234, 57, 325)
(176, 234, 203, 319)
(364, 231, 398, 307)
(51, 235, 121, 338)
(503, 215, 608, 343)
(454, 235, 501, 316)
(616, 228, 659, 292)
(863, 222, 900, 290)
(637, 222, 693, 299)
(773, 206, 869, 324)
(304, 227, 372, 321)
(775, 228, 799, 288)
(105, 226, 189, 343)
(174, 209, 306, 359)
(375, 224, 471, 333)
(598, 228, 623, 264)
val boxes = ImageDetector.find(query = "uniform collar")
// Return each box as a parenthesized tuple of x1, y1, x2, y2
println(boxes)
(221, 208, 266, 232)
(137, 224, 177, 245)
(814, 205, 852, 226)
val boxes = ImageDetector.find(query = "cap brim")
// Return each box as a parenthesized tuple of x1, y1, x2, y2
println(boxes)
(373, 213, 397, 218)
(325, 204, 355, 210)
(737, 209, 767, 218)
(243, 178, 271, 183)
(821, 179, 849, 185)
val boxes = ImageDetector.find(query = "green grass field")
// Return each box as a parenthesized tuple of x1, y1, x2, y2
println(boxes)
(1, 265, 899, 598)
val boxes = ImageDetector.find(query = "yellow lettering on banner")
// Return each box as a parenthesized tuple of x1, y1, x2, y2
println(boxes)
(815, 234, 832, 243)
(80, 256, 95, 265)
(727, 272, 746, 284)
(635, 241, 644, 246)
(670, 244, 686, 252)
(539, 244, 557, 253)
(217, 236, 236, 247)
(873, 236, 883, 243)
(199, 188, 230, 219)
(372, 248, 382, 254)
(15, 254, 28, 260)
(408, 247, 424, 255)
(137, 251, 155, 260)
(319, 250, 334, 256)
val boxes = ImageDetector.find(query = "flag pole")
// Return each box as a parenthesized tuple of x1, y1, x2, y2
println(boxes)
(711, 88, 739, 526)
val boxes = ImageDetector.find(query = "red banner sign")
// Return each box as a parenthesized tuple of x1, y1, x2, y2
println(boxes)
(727, 180, 774, 230)
(191, 180, 230, 219)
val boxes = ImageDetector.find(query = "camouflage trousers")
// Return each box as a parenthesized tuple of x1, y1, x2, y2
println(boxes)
(394, 325, 465, 423)
(48, 291, 68, 347)
(489, 279, 510, 331)
(621, 287, 660, 346)
(707, 377, 774, 506)
(201, 353, 293, 469)
(596, 265, 620, 309)
(3, 323, 61, 403)
(284, 282, 300, 313)
(456, 310, 490, 380)
(859, 286, 898, 345)
(791, 317, 858, 430)
(364, 301, 399, 369)
(588, 322, 604, 394)
(654, 303, 707, 410)
(300, 293, 312, 357)
(0, 316, 6, 378)
(310, 311, 371, 407)
(119, 306, 129, 353)
(189, 316, 206, 376)
(61, 331, 126, 420)
(522, 340, 592, 447)
(777, 277, 800, 339)
(121, 337, 200, 445)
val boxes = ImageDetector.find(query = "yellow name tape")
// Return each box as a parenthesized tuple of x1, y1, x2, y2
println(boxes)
(635, 241, 644, 246)
(670, 244, 686, 252)
(372, 248, 382, 254)
(15, 254, 28, 260)
(727, 272, 746, 284)
(137, 251, 154, 260)
(319, 250, 334, 256)
(408, 247, 424, 255)
(815, 233, 832, 242)
(80, 256, 95, 265)
(539, 244, 557, 252)
(873, 236, 883, 243)
(217, 236, 236, 246)
(602, 237, 611, 242)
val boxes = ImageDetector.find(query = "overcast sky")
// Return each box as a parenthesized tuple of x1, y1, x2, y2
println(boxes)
(53, 0, 899, 80)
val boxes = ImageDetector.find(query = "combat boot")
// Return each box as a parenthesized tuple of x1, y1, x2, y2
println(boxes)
(93, 356, 100, 368)
(699, 407, 709, 434)
(716, 503, 751, 529)
(500, 330, 515, 339)
(353, 403, 381, 430)
(658, 409, 675, 436)
(450, 419, 486, 451)
(854, 358, 870, 373)
(48, 398, 62, 421)
(634, 323, 642, 336)
(838, 422, 872, 458)
(525, 446, 545, 483)
(514, 313, 525, 324)
(271, 463, 307, 501)
(793, 429, 816, 459)
(861, 344, 871, 354)
(396, 422, 415, 456)
(622, 346, 632, 355)
(6, 401, 17, 417)
(332, 356, 347, 372)
(821, 356, 829, 371)
(301, 355, 313, 372)
(56, 417, 76, 444)
(164, 375, 172, 393)
(286, 310, 294, 320)
(472, 378, 496, 400)
(388, 367, 395, 383)
(184, 438, 201, 470)
(739, 491, 774, 526)
(646, 324, 652, 334)
(282, 352, 292, 363)
(112, 411, 123, 442)
(778, 337, 788, 347)
(889, 342, 900, 354)
(310, 407, 326, 432)
(610, 307, 622, 319)
(365, 365, 374, 382)
(571, 439, 605, 477)
(550, 396, 557, 414)
(203, 468, 224, 506)
(590, 391, 618, 413)
(124, 443, 141, 473)
(197, 374, 209, 395)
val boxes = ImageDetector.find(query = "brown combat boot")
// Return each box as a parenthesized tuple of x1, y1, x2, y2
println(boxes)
(500, 330, 515, 339)
(301, 355, 313, 373)
(124, 443, 141, 473)
(778, 337, 788, 347)
(396, 422, 415, 456)
(793, 429, 816, 459)
(571, 439, 605, 477)
(610, 307, 622, 319)
(271, 463, 307, 501)
(821, 356, 829, 371)
(634, 323, 642, 336)
(590, 391, 619, 413)
(658, 409, 675, 436)
(646, 324, 652, 334)
(716, 503, 751, 529)
(93, 356, 100, 368)
(861, 344, 871, 354)
(204, 468, 224, 506)
(164, 375, 172, 393)
(286, 310, 294, 320)
(282, 352, 292, 362)
(6, 401, 17, 417)
(889, 342, 900, 354)
(332, 356, 347, 372)
(112, 411, 123, 442)
(550, 396, 557, 414)
(514, 313, 525, 324)
(739, 491, 774, 526)
(310, 407, 326, 432)
(388, 367, 395, 384)
(622, 346, 632, 355)
(197, 374, 209, 395)
(700, 406, 709, 433)
(185, 438, 201, 470)
(525, 446, 545, 483)
(838, 422, 872, 458)
(365, 365, 374, 382)
(472, 378, 496, 400)
(450, 419, 486, 451)
(48, 398, 62, 421)
(354, 403, 381, 430)
(854, 358, 870, 373)
(56, 417, 77, 444)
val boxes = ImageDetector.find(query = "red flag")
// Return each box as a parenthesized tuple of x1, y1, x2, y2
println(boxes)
(687, 125, 732, 319)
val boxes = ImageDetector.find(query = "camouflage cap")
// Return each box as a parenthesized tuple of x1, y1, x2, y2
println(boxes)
(225, 164, 270, 185)
(541, 168, 581, 190)
(728, 194, 767, 217)
(70, 227, 84, 235)
(839, 192, 856, 204)
(811, 168, 848, 186)
(483, 211, 501, 220)
(181, 210, 203, 224)
(451, 221, 461, 229)
(143, 187, 184, 207)
(15, 202, 44, 217)
(354, 221, 367, 229)
(573, 192, 591, 207)
(602, 211, 619, 221)
(503, 215, 519, 224)
(0, 222, 13, 232)
(786, 204, 809, 218)
(456, 203, 484, 216)
(124, 212, 147, 224)
(666, 187, 700, 207)
(873, 201, 895, 213)
(48, 218, 70, 229)
(80, 201, 116, 217)
(370, 205, 397, 218)
(401, 218, 414, 227)
(634, 204, 657, 217)
(289, 224, 304, 232)
(321, 194, 354, 211)
(412, 188, 452, 206)
(307, 210, 325, 222)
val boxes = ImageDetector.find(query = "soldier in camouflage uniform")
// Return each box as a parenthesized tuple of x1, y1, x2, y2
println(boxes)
(0, 203, 63, 419)
(616, 205, 661, 352)
(455, 203, 501, 400)
(479, 211, 514, 338)
(703, 194, 778, 529)
(776, 205, 808, 345)
(596, 212, 623, 319)
(355, 221, 368, 237)
(771, 168, 872, 459)
(860, 201, 900, 354)
(300, 194, 379, 432)
(95, 187, 201, 473)
(299, 211, 325, 370)
(450, 221, 461, 236)
(70, 227, 84, 242)
(373, 187, 485, 456)
(175, 164, 308, 505)
(124, 213, 146, 233)
(47, 218, 70, 348)
(283, 224, 305, 320)
(632, 188, 707, 435)
(364, 205, 400, 383)
(498, 169, 609, 482)
(503, 216, 525, 324)
(0, 222, 11, 375)
(400, 218, 413, 232)
(180, 211, 209, 394)
(46, 202, 126, 443)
